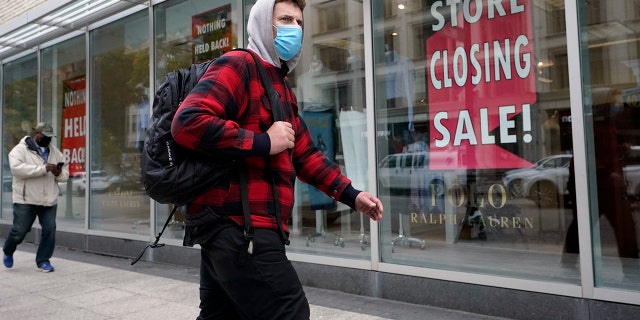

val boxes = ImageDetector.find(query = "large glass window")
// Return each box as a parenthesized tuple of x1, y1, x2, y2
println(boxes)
(374, 1, 577, 282)
(2, 53, 38, 220)
(153, 0, 241, 239)
(284, 0, 371, 259)
(580, 0, 640, 290)
(89, 11, 149, 234)
(41, 36, 87, 230)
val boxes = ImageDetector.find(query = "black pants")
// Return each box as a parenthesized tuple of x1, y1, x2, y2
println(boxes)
(197, 223, 310, 320)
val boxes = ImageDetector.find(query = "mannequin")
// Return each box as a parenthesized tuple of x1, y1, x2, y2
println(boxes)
(340, 50, 368, 190)
(385, 44, 416, 131)
(296, 56, 338, 112)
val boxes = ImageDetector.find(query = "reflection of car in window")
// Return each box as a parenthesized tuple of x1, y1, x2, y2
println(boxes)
(107, 174, 142, 192)
(58, 170, 111, 195)
(502, 154, 572, 202)
(378, 151, 454, 192)
(379, 152, 426, 191)
(503, 152, 640, 207)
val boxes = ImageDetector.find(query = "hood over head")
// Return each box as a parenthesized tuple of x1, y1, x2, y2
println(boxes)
(247, 0, 302, 73)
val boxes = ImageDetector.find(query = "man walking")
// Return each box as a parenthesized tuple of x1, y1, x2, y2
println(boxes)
(3, 122, 68, 272)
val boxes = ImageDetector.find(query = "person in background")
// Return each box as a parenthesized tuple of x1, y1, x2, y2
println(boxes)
(3, 122, 68, 272)
(171, 0, 383, 318)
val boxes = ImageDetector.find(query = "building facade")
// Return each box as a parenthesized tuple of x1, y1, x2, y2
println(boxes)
(1, 0, 639, 318)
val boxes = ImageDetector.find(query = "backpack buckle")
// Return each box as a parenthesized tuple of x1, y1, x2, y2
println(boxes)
(244, 226, 255, 255)
(244, 226, 255, 240)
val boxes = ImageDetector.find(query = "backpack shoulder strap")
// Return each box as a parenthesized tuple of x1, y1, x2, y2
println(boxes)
(244, 50, 290, 245)
(235, 49, 290, 247)
(243, 50, 286, 122)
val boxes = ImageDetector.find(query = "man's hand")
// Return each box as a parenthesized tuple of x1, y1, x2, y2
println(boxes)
(45, 163, 61, 176)
(267, 121, 295, 155)
(355, 192, 383, 221)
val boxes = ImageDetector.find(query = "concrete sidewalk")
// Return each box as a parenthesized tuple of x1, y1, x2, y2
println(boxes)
(0, 243, 510, 320)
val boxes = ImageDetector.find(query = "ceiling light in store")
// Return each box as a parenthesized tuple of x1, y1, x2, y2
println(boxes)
(537, 60, 554, 68)
(398, 4, 405, 10)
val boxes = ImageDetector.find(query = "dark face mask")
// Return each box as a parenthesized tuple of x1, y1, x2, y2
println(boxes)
(36, 135, 52, 147)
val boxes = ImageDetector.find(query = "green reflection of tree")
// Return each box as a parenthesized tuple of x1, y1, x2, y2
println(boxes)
(155, 37, 193, 86)
(93, 46, 149, 174)
(3, 78, 37, 154)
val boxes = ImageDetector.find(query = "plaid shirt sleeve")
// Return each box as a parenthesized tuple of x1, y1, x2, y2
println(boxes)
(291, 113, 359, 208)
(171, 52, 271, 158)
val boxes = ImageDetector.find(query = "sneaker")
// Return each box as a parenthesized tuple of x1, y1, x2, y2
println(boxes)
(37, 262, 54, 273)
(3, 255, 13, 268)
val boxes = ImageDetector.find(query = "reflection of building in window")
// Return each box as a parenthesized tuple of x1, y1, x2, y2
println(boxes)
(542, 110, 561, 156)
(344, 50, 365, 109)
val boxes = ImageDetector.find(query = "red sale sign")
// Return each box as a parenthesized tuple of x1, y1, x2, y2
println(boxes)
(427, 0, 536, 169)
(62, 75, 86, 177)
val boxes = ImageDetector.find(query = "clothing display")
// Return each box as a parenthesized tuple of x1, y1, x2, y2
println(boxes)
(339, 109, 368, 190)
(385, 49, 416, 131)
(301, 110, 336, 210)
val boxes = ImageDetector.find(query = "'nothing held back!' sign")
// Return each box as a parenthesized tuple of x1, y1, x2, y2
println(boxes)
(427, 0, 536, 170)
(192, 4, 232, 64)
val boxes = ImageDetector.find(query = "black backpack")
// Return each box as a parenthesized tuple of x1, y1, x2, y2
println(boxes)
(133, 49, 287, 265)
(141, 58, 221, 205)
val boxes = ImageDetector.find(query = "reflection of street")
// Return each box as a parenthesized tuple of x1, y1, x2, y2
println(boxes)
(379, 188, 576, 269)
(287, 207, 371, 260)
(53, 189, 150, 236)
(382, 191, 570, 245)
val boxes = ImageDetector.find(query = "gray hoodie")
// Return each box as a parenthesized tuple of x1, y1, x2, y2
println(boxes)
(247, 0, 301, 72)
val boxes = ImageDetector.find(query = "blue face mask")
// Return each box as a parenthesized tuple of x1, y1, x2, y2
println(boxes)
(273, 25, 303, 61)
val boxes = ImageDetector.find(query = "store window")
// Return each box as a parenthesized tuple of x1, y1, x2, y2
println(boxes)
(89, 11, 149, 234)
(41, 36, 87, 230)
(283, 0, 370, 259)
(153, 0, 241, 239)
(580, 0, 640, 290)
(2, 53, 38, 220)
(374, 1, 578, 282)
